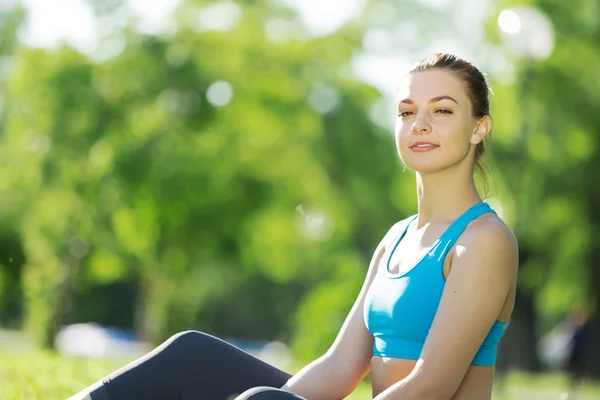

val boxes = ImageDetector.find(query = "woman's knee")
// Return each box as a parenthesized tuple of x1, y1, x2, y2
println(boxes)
(163, 330, 245, 362)
(159, 330, 218, 359)
(233, 387, 306, 400)
(168, 330, 206, 344)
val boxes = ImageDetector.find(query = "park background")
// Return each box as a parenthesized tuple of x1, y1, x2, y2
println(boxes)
(0, 0, 599, 398)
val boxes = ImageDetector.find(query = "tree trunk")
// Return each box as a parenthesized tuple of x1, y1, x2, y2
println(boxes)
(585, 191, 600, 378)
(511, 288, 542, 371)
(498, 247, 542, 372)
(585, 245, 600, 378)
(135, 273, 171, 344)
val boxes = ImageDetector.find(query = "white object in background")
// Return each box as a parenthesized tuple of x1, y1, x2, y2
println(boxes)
(537, 322, 573, 369)
(55, 323, 151, 359)
(497, 6, 556, 61)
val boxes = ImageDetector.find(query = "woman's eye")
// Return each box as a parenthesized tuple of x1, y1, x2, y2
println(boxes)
(436, 108, 452, 114)
(398, 111, 413, 117)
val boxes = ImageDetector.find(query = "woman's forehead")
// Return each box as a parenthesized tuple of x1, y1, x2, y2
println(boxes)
(397, 69, 466, 103)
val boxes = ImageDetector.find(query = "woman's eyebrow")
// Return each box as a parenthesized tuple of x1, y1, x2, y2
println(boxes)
(399, 95, 459, 105)
(430, 95, 459, 104)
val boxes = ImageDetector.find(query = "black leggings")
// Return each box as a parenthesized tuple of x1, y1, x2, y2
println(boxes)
(80, 331, 306, 400)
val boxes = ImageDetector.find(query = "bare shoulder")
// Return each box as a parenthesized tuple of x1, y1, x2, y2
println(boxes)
(455, 213, 519, 275)
(466, 213, 518, 248)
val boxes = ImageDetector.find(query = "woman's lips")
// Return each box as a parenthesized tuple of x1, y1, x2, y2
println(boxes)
(410, 143, 439, 152)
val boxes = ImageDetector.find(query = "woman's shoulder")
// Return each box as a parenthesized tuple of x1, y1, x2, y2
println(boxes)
(467, 212, 516, 242)
(458, 212, 519, 266)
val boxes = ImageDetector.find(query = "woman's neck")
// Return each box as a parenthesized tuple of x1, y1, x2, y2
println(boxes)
(414, 166, 482, 228)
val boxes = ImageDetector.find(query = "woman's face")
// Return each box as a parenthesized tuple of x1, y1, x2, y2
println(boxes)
(395, 69, 485, 174)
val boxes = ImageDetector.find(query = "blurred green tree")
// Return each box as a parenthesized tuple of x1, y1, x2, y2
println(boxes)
(1, 0, 410, 348)
(1, 0, 599, 380)
(488, 0, 600, 376)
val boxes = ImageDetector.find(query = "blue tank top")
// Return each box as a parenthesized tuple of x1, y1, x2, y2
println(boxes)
(363, 202, 508, 367)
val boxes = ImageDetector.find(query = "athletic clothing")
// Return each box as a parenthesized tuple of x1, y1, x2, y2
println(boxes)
(77, 202, 509, 399)
(364, 202, 508, 366)
(82, 330, 305, 400)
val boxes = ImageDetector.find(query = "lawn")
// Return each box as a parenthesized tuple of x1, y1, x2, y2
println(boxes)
(1, 349, 599, 400)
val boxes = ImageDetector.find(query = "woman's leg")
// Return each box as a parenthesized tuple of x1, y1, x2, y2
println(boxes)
(234, 387, 306, 400)
(70, 331, 292, 400)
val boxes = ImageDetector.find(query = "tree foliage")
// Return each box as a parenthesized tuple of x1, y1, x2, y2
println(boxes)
(0, 0, 599, 375)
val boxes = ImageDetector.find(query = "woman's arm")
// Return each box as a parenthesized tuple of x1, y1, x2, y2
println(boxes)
(279, 351, 366, 400)
(374, 219, 518, 400)
(282, 221, 406, 400)
(281, 245, 382, 399)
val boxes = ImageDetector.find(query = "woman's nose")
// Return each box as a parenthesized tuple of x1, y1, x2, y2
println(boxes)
(411, 113, 432, 134)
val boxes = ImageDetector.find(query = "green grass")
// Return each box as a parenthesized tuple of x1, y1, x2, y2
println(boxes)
(490, 371, 600, 400)
(1, 350, 599, 400)
(346, 370, 600, 400)
(0, 349, 131, 399)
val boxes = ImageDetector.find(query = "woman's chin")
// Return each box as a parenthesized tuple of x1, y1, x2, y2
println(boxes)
(403, 161, 444, 175)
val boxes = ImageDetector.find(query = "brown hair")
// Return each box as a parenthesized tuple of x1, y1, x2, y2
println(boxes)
(409, 53, 493, 197)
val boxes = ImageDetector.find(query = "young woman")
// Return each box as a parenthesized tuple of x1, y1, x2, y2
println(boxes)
(71, 53, 518, 400)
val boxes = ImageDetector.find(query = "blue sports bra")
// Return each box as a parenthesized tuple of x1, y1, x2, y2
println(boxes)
(363, 202, 508, 367)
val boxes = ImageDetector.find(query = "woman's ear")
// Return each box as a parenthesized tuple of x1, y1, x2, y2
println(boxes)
(471, 115, 492, 145)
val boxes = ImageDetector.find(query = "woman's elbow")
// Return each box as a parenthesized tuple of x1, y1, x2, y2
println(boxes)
(408, 371, 458, 400)
(327, 353, 370, 396)
(402, 384, 454, 400)
(419, 377, 458, 400)
(425, 390, 456, 400)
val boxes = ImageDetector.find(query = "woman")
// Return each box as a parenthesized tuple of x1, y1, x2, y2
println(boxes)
(71, 53, 518, 400)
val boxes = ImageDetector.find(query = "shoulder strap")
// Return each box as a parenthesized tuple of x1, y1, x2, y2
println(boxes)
(383, 214, 418, 247)
(380, 214, 418, 267)
(429, 202, 496, 262)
